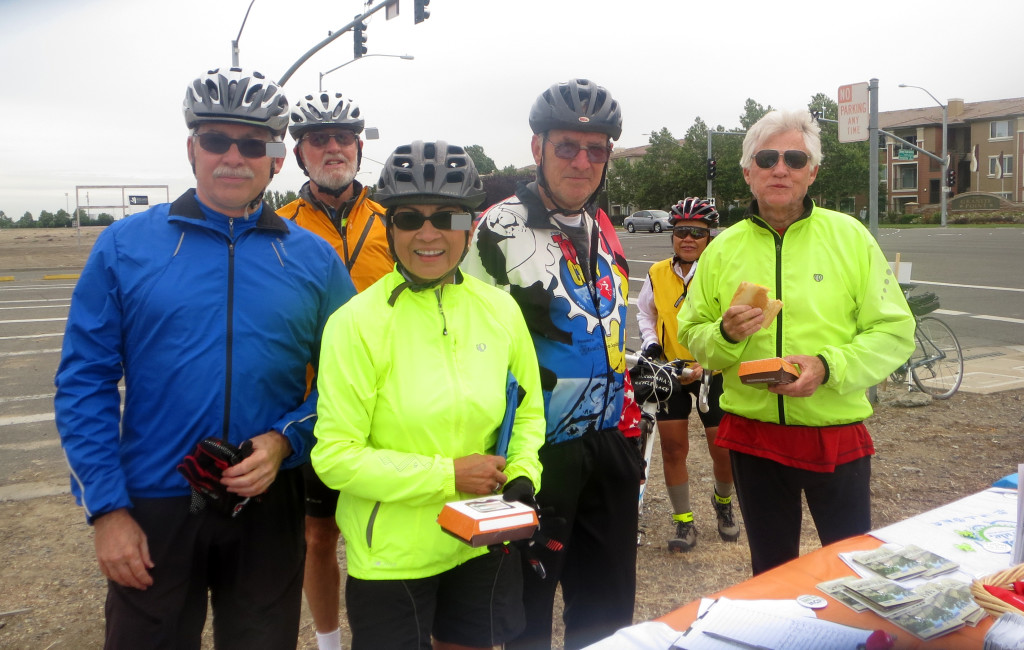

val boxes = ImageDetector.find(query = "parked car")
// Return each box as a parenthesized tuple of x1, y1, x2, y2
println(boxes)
(623, 209, 672, 233)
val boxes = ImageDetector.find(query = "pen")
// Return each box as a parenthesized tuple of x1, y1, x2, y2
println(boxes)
(701, 630, 773, 650)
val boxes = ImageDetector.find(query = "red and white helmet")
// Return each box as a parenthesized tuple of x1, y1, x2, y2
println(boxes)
(669, 197, 719, 228)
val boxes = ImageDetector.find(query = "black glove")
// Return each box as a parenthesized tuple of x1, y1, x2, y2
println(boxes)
(502, 476, 539, 511)
(641, 343, 663, 360)
(176, 437, 254, 517)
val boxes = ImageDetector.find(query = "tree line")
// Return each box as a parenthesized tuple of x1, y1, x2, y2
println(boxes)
(5, 95, 875, 229)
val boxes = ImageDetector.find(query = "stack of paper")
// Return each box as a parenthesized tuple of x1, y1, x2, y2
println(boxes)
(672, 597, 872, 650)
(1014, 463, 1024, 566)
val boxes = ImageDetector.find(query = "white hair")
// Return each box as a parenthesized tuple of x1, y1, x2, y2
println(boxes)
(740, 110, 823, 170)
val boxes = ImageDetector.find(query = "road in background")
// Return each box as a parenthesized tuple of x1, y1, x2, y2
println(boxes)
(2, 227, 1022, 500)
(620, 227, 1024, 394)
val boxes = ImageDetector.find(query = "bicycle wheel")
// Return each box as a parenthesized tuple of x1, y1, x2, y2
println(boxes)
(911, 316, 963, 399)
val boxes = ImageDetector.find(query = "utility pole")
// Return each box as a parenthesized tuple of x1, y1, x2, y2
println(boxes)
(899, 84, 948, 227)
(706, 129, 745, 201)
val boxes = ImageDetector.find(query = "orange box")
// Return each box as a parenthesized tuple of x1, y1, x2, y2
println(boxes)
(437, 497, 539, 547)
(739, 358, 800, 387)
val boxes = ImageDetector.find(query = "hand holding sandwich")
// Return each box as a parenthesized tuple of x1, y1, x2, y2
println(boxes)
(722, 281, 783, 342)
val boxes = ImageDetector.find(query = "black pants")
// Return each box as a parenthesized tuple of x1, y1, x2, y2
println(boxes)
(103, 468, 305, 650)
(731, 452, 871, 576)
(508, 427, 642, 650)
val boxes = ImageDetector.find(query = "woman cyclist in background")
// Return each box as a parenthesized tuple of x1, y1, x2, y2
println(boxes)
(636, 197, 738, 553)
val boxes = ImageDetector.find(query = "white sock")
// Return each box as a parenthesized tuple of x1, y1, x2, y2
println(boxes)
(316, 628, 342, 650)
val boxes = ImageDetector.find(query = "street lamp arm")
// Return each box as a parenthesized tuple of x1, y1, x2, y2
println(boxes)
(319, 53, 414, 90)
(899, 83, 948, 227)
(231, 0, 257, 67)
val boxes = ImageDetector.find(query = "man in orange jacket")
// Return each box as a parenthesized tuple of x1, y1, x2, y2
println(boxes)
(277, 91, 393, 650)
(278, 91, 392, 292)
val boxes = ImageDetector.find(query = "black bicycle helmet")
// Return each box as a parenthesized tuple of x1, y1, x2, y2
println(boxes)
(288, 92, 365, 139)
(528, 79, 623, 140)
(669, 197, 719, 228)
(183, 67, 289, 138)
(375, 141, 486, 210)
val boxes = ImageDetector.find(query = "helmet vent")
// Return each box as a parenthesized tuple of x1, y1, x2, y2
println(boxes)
(446, 170, 465, 185)
(422, 164, 436, 183)
(423, 142, 436, 159)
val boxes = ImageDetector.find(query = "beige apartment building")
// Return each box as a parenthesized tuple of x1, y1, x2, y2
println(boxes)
(881, 97, 1024, 213)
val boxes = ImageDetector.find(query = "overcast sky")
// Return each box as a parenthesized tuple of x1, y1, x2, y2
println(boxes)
(1, 0, 1019, 218)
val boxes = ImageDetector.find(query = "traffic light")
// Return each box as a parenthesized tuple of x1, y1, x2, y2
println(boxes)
(706, 158, 717, 180)
(353, 18, 367, 58)
(946, 168, 956, 188)
(414, 0, 430, 24)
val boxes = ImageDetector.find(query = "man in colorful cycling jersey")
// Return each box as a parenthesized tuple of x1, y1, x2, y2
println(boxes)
(464, 78, 641, 650)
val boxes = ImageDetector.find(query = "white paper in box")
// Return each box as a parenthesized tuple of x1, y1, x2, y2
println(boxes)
(437, 497, 538, 547)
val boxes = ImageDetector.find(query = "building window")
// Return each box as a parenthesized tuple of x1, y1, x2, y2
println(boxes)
(989, 155, 1014, 177)
(892, 135, 917, 160)
(893, 163, 917, 190)
(989, 120, 1010, 140)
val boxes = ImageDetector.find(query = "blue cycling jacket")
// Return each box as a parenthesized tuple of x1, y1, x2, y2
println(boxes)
(55, 190, 355, 522)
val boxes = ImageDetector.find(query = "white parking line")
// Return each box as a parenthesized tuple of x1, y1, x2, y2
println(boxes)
(0, 348, 62, 358)
(0, 412, 55, 427)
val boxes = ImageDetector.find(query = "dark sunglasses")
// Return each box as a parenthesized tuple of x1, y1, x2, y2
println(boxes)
(302, 132, 358, 148)
(391, 211, 473, 231)
(549, 140, 612, 164)
(672, 226, 710, 240)
(195, 132, 271, 159)
(753, 149, 810, 170)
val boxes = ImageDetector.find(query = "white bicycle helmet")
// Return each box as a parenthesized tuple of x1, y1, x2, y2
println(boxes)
(289, 92, 364, 139)
(183, 67, 289, 138)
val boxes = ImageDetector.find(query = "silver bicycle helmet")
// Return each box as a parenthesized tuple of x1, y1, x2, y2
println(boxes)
(183, 67, 289, 138)
(669, 197, 719, 227)
(529, 79, 623, 140)
(289, 92, 365, 139)
(375, 141, 486, 210)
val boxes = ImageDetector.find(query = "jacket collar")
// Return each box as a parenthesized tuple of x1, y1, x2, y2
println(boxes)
(170, 189, 289, 234)
(745, 195, 814, 232)
(514, 181, 595, 228)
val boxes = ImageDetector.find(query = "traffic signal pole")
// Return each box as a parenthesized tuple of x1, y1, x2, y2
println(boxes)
(706, 129, 745, 201)
(277, 0, 394, 86)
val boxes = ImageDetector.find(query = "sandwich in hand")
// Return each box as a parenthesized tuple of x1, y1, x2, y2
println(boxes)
(730, 281, 783, 330)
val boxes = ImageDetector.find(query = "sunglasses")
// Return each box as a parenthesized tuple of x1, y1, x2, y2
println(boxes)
(391, 211, 473, 231)
(753, 149, 810, 170)
(195, 132, 272, 159)
(301, 131, 358, 148)
(672, 226, 710, 240)
(549, 140, 612, 164)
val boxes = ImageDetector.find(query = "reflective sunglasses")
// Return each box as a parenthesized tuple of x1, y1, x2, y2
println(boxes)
(302, 131, 358, 148)
(549, 140, 612, 164)
(391, 210, 473, 231)
(672, 226, 710, 240)
(753, 149, 810, 170)
(195, 132, 271, 159)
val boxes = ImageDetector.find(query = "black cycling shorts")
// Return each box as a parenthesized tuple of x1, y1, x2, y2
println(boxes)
(345, 547, 524, 649)
(655, 372, 725, 427)
(301, 462, 339, 518)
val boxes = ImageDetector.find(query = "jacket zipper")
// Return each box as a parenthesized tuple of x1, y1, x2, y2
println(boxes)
(222, 218, 236, 440)
(773, 229, 785, 425)
(435, 286, 449, 336)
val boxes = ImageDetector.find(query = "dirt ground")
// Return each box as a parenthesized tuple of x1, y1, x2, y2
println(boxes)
(1, 227, 1022, 648)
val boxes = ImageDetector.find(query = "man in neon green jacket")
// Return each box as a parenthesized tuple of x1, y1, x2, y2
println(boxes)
(679, 110, 915, 575)
(312, 141, 544, 650)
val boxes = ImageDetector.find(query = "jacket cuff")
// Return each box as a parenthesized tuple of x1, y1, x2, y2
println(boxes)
(720, 320, 739, 344)
(816, 354, 831, 385)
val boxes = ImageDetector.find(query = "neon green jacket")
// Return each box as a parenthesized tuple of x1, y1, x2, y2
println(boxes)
(678, 200, 915, 426)
(312, 269, 545, 580)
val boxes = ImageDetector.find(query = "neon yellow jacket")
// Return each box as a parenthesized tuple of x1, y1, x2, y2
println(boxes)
(312, 269, 545, 579)
(678, 200, 915, 426)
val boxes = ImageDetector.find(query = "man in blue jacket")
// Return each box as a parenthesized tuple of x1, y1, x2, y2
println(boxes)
(54, 67, 355, 649)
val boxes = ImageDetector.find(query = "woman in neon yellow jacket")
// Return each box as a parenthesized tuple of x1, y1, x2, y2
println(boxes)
(312, 141, 544, 650)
